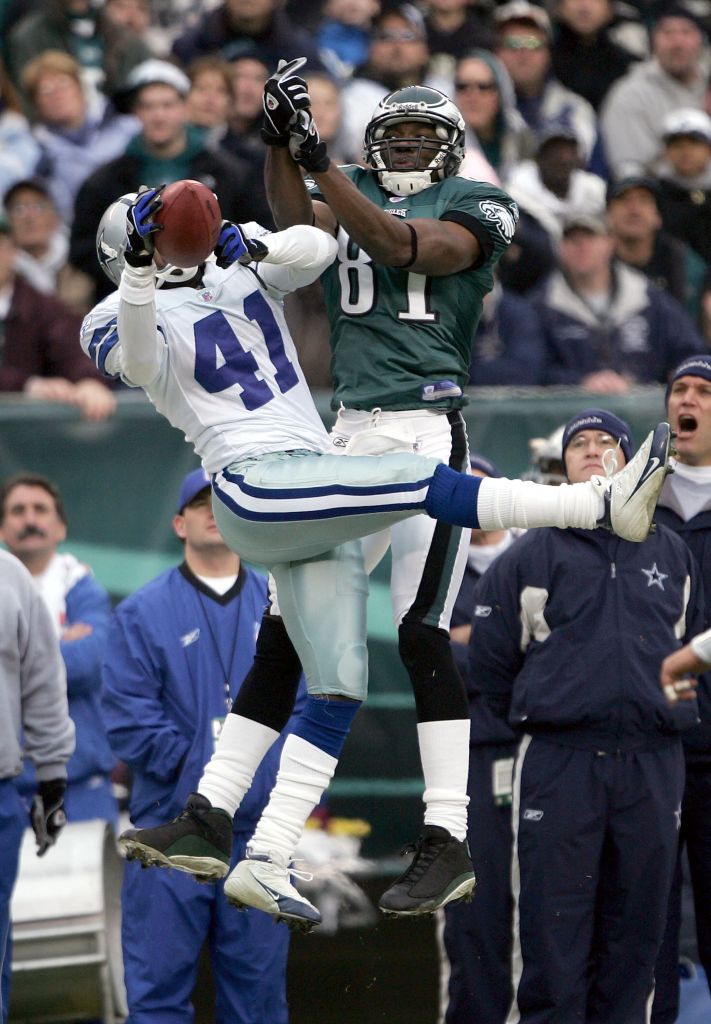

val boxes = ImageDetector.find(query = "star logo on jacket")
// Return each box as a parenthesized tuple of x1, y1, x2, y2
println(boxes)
(180, 627, 200, 647)
(641, 563, 668, 590)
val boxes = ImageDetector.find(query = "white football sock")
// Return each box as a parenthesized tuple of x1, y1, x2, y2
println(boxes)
(476, 478, 601, 532)
(198, 714, 280, 817)
(418, 720, 470, 841)
(248, 734, 337, 862)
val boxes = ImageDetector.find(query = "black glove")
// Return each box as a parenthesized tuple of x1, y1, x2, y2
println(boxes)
(289, 110, 330, 174)
(31, 778, 67, 857)
(125, 184, 164, 267)
(214, 220, 269, 268)
(262, 57, 310, 146)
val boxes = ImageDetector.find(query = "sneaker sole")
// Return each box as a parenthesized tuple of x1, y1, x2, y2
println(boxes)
(120, 837, 229, 883)
(610, 423, 671, 542)
(225, 891, 319, 934)
(223, 875, 321, 933)
(379, 874, 477, 917)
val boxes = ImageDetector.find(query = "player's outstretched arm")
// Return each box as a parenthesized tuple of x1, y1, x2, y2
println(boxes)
(117, 189, 164, 387)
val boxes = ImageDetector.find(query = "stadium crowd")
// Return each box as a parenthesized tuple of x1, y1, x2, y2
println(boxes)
(2, 0, 711, 398)
(2, 2, 711, 1024)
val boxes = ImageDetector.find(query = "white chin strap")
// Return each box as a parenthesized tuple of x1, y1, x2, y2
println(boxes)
(380, 170, 436, 196)
(155, 263, 199, 287)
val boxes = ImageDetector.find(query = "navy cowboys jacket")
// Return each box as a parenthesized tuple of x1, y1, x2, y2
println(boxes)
(469, 525, 704, 749)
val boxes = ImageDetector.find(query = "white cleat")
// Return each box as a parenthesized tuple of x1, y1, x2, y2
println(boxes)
(593, 422, 672, 542)
(224, 850, 321, 933)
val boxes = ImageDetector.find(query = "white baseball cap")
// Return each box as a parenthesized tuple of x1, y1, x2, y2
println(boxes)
(662, 107, 711, 144)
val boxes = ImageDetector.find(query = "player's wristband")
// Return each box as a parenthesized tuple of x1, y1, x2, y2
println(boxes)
(119, 262, 156, 304)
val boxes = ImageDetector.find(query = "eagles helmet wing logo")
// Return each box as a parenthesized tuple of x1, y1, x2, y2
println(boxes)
(479, 200, 519, 243)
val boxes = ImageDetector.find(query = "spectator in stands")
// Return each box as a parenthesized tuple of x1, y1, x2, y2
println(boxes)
(303, 71, 349, 165)
(171, 0, 325, 74)
(551, 0, 642, 111)
(103, 0, 151, 40)
(601, 6, 708, 177)
(441, 452, 521, 1024)
(497, 204, 559, 295)
(101, 468, 299, 1024)
(531, 211, 706, 389)
(494, 0, 600, 173)
(338, 3, 449, 163)
(185, 55, 233, 141)
(0, 549, 73, 1023)
(468, 277, 547, 386)
(221, 51, 269, 163)
(316, 0, 381, 82)
(606, 173, 708, 321)
(0, 472, 118, 827)
(455, 49, 532, 184)
(6, 0, 153, 109)
(22, 50, 140, 224)
(212, 52, 274, 230)
(0, 61, 40, 201)
(505, 124, 606, 229)
(70, 59, 254, 301)
(0, 220, 116, 420)
(655, 107, 711, 265)
(424, 0, 495, 66)
(3, 178, 93, 315)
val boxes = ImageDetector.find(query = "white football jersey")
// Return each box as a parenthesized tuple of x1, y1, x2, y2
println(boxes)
(81, 257, 333, 473)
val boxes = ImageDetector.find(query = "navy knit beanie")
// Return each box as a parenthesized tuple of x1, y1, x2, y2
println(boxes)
(469, 453, 502, 478)
(561, 409, 634, 469)
(666, 355, 711, 403)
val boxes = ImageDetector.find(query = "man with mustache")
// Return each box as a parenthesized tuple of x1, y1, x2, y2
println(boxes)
(0, 472, 117, 828)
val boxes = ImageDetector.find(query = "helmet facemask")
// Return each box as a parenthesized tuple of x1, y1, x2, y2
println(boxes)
(364, 87, 465, 196)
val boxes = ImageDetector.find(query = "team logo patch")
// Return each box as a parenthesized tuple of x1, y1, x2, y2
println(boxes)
(641, 563, 668, 590)
(474, 605, 492, 617)
(523, 809, 544, 821)
(200, 289, 215, 302)
(479, 200, 518, 243)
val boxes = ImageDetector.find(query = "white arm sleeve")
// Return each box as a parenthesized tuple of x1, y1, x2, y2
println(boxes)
(256, 224, 338, 298)
(117, 263, 164, 386)
(691, 628, 711, 667)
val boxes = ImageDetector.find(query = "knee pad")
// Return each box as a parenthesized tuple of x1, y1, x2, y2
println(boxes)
(231, 614, 302, 733)
(398, 620, 468, 722)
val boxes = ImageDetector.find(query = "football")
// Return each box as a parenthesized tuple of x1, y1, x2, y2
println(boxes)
(154, 180, 222, 268)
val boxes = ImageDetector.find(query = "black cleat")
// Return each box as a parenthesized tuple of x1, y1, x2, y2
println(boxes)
(378, 825, 476, 917)
(119, 793, 232, 882)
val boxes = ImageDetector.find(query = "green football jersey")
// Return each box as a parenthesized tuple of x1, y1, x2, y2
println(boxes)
(307, 166, 518, 411)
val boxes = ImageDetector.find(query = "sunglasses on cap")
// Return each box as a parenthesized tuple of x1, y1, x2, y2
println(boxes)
(501, 34, 548, 50)
(374, 29, 421, 42)
(455, 79, 497, 92)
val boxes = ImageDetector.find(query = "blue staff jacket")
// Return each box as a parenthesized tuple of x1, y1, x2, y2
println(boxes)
(102, 563, 300, 832)
(469, 526, 704, 749)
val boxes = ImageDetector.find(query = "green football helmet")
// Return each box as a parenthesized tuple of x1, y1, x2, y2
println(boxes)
(363, 86, 466, 196)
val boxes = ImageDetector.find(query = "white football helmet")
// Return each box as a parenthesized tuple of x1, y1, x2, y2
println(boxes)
(96, 193, 200, 288)
(363, 86, 465, 196)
